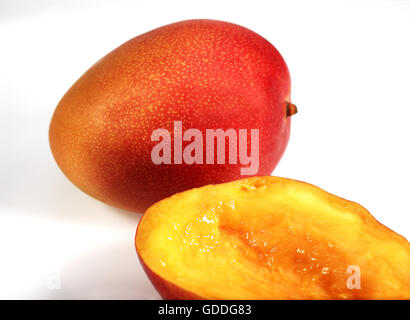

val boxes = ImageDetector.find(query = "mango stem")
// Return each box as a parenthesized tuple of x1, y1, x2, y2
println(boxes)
(286, 102, 298, 117)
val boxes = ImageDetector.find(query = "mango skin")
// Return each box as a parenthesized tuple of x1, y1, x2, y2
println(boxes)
(49, 19, 292, 212)
(136, 177, 410, 300)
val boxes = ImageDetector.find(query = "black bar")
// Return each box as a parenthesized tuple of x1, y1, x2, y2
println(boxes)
(0, 300, 407, 318)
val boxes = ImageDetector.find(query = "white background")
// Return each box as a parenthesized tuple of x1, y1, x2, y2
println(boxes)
(0, 0, 409, 299)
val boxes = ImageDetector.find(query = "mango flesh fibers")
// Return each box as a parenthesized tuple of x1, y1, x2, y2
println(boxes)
(136, 176, 410, 299)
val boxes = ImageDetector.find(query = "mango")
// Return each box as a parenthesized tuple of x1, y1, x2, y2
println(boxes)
(49, 20, 296, 212)
(136, 176, 410, 299)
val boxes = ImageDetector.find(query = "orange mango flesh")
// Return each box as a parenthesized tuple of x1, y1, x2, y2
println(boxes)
(136, 176, 410, 299)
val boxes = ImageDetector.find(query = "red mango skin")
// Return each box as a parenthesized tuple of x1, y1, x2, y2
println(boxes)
(49, 19, 293, 213)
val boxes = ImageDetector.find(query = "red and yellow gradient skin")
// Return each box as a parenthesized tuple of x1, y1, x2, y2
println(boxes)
(49, 19, 294, 212)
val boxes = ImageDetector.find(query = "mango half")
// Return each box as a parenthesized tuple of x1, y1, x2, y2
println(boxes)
(136, 176, 410, 299)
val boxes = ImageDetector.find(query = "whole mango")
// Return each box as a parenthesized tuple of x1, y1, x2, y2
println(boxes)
(49, 19, 297, 212)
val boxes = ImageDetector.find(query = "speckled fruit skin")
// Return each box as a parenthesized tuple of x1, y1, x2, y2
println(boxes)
(49, 19, 293, 213)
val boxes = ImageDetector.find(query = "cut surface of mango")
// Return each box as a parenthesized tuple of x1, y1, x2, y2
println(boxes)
(136, 176, 410, 299)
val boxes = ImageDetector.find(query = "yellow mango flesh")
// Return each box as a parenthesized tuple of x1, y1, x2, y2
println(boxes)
(136, 176, 410, 299)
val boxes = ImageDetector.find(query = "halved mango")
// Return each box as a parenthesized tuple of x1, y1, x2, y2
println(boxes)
(135, 176, 410, 299)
